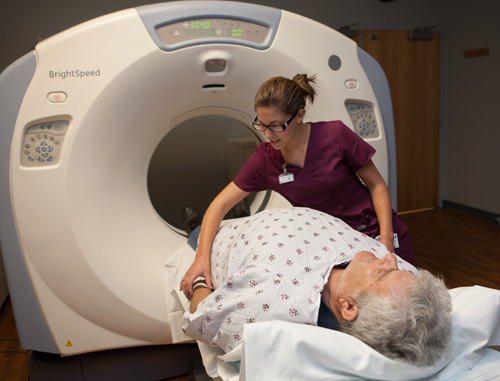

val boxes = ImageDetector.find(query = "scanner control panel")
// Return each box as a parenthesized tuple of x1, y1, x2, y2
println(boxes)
(21, 121, 69, 167)
(346, 103, 380, 139)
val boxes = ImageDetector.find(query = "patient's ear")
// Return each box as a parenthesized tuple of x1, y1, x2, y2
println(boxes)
(339, 297, 358, 321)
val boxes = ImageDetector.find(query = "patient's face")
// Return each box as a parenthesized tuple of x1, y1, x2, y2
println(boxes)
(338, 251, 415, 297)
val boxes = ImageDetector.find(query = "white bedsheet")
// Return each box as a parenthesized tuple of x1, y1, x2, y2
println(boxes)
(165, 245, 500, 380)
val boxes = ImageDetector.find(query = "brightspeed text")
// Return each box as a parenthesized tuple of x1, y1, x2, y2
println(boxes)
(49, 69, 101, 79)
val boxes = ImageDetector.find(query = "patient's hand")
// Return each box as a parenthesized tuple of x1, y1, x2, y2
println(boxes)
(180, 257, 213, 299)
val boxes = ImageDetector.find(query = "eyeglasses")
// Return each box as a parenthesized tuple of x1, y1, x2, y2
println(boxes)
(252, 111, 298, 133)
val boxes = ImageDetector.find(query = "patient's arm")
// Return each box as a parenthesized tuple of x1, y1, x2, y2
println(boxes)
(190, 287, 212, 313)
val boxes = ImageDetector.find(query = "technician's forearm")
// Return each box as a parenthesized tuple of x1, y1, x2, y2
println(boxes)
(357, 161, 394, 248)
(196, 200, 228, 259)
(370, 182, 394, 243)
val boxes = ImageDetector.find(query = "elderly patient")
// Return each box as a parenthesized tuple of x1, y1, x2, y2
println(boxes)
(181, 207, 452, 367)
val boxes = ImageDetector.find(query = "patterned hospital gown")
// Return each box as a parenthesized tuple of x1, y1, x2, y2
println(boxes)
(182, 207, 418, 353)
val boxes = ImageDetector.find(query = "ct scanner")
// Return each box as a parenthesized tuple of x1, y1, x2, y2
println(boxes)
(0, 1, 396, 378)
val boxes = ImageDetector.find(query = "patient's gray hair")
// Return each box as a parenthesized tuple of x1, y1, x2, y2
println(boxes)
(340, 269, 452, 367)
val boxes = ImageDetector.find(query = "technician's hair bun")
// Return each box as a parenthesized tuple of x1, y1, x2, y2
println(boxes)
(293, 74, 317, 104)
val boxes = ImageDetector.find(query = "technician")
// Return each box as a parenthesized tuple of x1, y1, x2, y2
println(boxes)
(181, 74, 413, 298)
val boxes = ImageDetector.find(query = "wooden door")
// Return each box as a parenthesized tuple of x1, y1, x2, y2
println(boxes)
(355, 31, 441, 212)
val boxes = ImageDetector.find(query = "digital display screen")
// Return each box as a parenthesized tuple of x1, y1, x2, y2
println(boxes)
(157, 18, 270, 45)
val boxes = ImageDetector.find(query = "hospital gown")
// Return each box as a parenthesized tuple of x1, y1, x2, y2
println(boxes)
(182, 207, 418, 353)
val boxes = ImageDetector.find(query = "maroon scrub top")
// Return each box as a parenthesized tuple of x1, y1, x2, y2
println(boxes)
(234, 121, 413, 263)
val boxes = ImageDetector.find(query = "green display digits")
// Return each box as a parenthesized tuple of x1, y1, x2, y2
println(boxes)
(189, 20, 242, 37)
(190, 20, 210, 29)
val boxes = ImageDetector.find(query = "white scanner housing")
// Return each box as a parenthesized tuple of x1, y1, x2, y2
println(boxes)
(0, 0, 396, 366)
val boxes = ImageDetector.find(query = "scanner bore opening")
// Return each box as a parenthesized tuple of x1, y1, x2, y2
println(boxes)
(147, 115, 264, 231)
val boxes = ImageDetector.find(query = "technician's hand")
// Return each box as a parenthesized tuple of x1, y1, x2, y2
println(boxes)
(380, 236, 395, 254)
(180, 257, 213, 300)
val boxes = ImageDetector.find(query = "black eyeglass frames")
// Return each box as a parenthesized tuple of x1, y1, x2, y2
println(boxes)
(252, 111, 298, 133)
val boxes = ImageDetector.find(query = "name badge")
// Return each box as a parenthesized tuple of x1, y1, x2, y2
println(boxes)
(279, 172, 294, 184)
(279, 161, 295, 184)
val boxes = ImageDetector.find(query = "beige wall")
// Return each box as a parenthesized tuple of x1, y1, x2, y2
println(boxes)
(440, 1, 500, 215)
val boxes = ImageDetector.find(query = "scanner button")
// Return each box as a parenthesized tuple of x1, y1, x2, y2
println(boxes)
(345, 80, 358, 89)
(48, 92, 67, 103)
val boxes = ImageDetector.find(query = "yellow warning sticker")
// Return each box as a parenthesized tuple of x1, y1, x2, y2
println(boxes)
(66, 341, 73, 347)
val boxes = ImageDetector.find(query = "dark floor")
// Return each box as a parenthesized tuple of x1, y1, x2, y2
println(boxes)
(400, 207, 500, 290)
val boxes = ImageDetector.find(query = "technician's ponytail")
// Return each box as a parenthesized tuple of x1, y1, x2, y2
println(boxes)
(292, 74, 317, 105)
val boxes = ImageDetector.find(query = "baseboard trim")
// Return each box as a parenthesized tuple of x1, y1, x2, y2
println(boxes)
(398, 207, 436, 215)
(442, 200, 499, 223)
